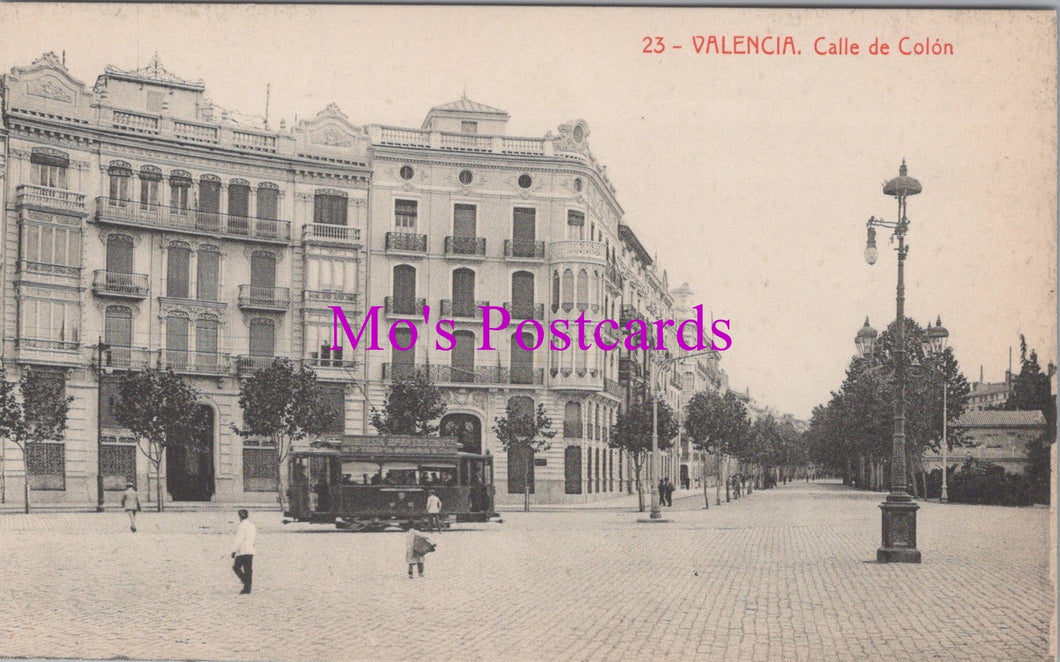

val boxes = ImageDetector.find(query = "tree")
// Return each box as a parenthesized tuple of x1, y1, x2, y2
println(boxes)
(113, 369, 203, 512)
(0, 368, 73, 514)
(1003, 336, 1055, 503)
(371, 372, 447, 436)
(683, 390, 748, 507)
(609, 397, 679, 512)
(493, 402, 556, 512)
(234, 358, 335, 511)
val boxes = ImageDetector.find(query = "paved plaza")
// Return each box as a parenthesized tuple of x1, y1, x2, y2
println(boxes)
(0, 481, 1053, 662)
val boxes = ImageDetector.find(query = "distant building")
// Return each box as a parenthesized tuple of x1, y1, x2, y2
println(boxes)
(923, 410, 1048, 475)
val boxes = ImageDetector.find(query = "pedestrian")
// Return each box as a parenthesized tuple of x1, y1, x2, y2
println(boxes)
(121, 481, 141, 532)
(231, 509, 256, 595)
(665, 478, 674, 506)
(425, 489, 443, 533)
(658, 479, 667, 507)
(406, 526, 435, 578)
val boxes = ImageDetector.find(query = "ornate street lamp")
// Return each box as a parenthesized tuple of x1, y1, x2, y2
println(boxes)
(863, 160, 923, 563)
(855, 317, 878, 359)
(921, 317, 951, 503)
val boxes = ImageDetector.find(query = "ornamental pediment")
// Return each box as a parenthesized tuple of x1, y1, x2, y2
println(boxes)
(6, 53, 92, 117)
(294, 103, 370, 160)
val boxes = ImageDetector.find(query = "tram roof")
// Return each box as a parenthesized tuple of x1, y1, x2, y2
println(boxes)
(301, 435, 483, 459)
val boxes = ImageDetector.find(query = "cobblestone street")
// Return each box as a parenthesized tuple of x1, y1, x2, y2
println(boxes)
(0, 481, 1052, 661)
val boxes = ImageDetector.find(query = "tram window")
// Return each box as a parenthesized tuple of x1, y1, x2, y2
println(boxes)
(342, 461, 379, 484)
(420, 466, 457, 486)
(380, 463, 419, 485)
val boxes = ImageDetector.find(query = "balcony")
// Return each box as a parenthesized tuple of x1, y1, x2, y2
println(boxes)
(385, 232, 427, 253)
(384, 296, 425, 317)
(95, 197, 291, 244)
(550, 367, 605, 392)
(504, 240, 545, 260)
(236, 355, 278, 375)
(303, 223, 361, 247)
(14, 338, 81, 367)
(304, 290, 360, 311)
(159, 350, 231, 376)
(605, 264, 624, 291)
(16, 184, 87, 214)
(440, 299, 488, 320)
(444, 236, 487, 258)
(382, 363, 544, 385)
(604, 377, 623, 397)
(549, 240, 606, 265)
(618, 356, 645, 384)
(92, 270, 150, 299)
(505, 302, 545, 321)
(100, 346, 153, 371)
(304, 356, 357, 371)
(238, 285, 291, 312)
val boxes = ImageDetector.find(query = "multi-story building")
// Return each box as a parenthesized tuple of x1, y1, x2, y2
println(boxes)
(0, 54, 729, 508)
(0, 53, 370, 506)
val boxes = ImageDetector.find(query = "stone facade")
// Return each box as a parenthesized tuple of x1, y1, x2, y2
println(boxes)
(0, 54, 728, 508)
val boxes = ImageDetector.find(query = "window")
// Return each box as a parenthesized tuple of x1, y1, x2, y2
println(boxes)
(257, 183, 279, 220)
(518, 174, 532, 189)
(577, 269, 589, 312)
(108, 162, 132, 206)
(250, 252, 276, 290)
(564, 402, 583, 438)
(567, 210, 585, 240)
(314, 191, 348, 225)
(139, 166, 161, 211)
(451, 330, 475, 383)
(458, 170, 473, 185)
(22, 223, 81, 270)
(512, 207, 537, 257)
(451, 268, 476, 318)
(19, 299, 80, 348)
(104, 306, 133, 347)
(307, 257, 355, 293)
(228, 180, 250, 218)
(390, 326, 415, 379)
(166, 314, 189, 356)
(461, 121, 478, 134)
(196, 317, 219, 356)
(564, 446, 582, 495)
(400, 165, 414, 181)
(170, 171, 191, 214)
(243, 439, 278, 492)
(391, 265, 416, 314)
(511, 271, 535, 319)
(395, 199, 418, 230)
(551, 271, 560, 314)
(453, 204, 476, 237)
(561, 269, 574, 313)
(198, 176, 221, 213)
(196, 246, 220, 301)
(31, 149, 69, 189)
(166, 243, 191, 298)
(249, 319, 275, 357)
(510, 331, 534, 384)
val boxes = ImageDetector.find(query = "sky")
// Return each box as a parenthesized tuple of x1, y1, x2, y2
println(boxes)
(1, 5, 1055, 420)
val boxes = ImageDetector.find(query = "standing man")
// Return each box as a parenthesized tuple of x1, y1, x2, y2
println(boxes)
(121, 481, 141, 532)
(231, 509, 256, 595)
(425, 490, 443, 533)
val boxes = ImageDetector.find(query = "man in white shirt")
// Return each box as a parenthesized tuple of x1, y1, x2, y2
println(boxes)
(425, 490, 443, 533)
(231, 509, 256, 594)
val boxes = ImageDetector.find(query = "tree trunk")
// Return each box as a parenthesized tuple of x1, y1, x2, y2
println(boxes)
(23, 459, 30, 514)
(715, 451, 722, 505)
(634, 458, 644, 512)
(276, 459, 287, 513)
(154, 458, 163, 513)
(701, 462, 709, 509)
(523, 459, 530, 513)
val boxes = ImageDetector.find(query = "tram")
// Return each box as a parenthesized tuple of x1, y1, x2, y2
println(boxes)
(284, 435, 496, 531)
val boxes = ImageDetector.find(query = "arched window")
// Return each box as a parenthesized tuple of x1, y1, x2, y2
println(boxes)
(104, 306, 132, 348)
(139, 165, 162, 211)
(108, 161, 132, 206)
(451, 330, 475, 383)
(170, 170, 192, 214)
(551, 270, 560, 314)
(451, 268, 475, 318)
(257, 182, 279, 220)
(106, 234, 134, 276)
(576, 269, 589, 312)
(196, 316, 219, 356)
(510, 331, 535, 384)
(564, 402, 582, 438)
(561, 269, 574, 313)
(197, 245, 220, 302)
(511, 271, 535, 319)
(391, 265, 416, 315)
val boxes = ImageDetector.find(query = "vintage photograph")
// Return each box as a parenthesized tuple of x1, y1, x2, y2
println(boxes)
(0, 5, 1055, 661)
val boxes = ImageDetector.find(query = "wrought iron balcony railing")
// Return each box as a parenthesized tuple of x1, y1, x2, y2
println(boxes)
(92, 270, 150, 298)
(237, 285, 291, 311)
(95, 197, 291, 242)
(159, 349, 231, 376)
(384, 296, 425, 316)
(440, 299, 488, 319)
(382, 363, 544, 385)
(444, 236, 486, 257)
(385, 232, 427, 252)
(504, 239, 546, 259)
(504, 302, 545, 320)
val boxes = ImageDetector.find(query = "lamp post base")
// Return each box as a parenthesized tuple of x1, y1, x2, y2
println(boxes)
(877, 497, 921, 563)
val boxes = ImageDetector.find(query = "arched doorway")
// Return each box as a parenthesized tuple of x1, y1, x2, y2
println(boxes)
(440, 413, 482, 454)
(166, 404, 215, 501)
